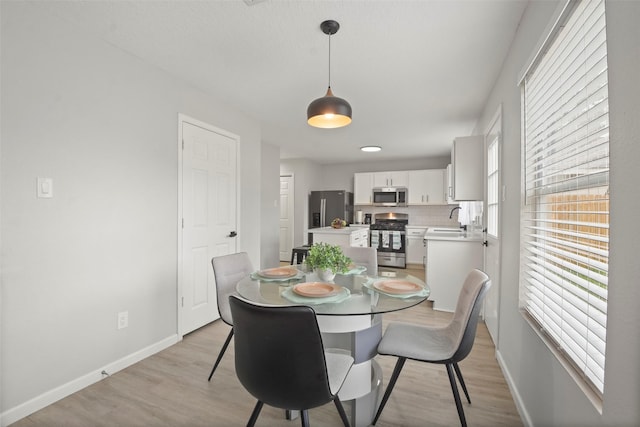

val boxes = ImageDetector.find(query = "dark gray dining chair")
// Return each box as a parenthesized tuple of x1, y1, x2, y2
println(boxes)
(372, 269, 491, 427)
(340, 245, 378, 274)
(229, 295, 354, 427)
(207, 252, 253, 381)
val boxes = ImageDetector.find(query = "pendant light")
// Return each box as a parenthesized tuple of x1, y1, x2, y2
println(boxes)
(307, 20, 352, 128)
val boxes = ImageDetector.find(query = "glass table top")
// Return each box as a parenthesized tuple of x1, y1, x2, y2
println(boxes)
(236, 266, 430, 316)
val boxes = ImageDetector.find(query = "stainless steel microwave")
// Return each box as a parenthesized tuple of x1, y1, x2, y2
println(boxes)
(372, 187, 408, 207)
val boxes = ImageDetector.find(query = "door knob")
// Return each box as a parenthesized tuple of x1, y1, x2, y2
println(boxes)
(228, 231, 237, 238)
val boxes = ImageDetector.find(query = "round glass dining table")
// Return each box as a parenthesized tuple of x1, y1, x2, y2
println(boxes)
(235, 266, 430, 315)
(235, 265, 430, 427)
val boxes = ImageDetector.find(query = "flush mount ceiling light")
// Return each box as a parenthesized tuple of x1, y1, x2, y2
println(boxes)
(307, 20, 352, 129)
(360, 146, 382, 152)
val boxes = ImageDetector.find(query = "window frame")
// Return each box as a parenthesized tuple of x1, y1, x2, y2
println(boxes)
(518, 0, 609, 407)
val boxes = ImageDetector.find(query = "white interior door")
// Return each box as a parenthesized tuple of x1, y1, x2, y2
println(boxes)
(180, 116, 238, 335)
(279, 175, 294, 262)
(483, 108, 502, 346)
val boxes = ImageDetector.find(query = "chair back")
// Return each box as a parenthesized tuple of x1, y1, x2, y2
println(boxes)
(448, 269, 491, 362)
(340, 246, 378, 274)
(211, 252, 253, 326)
(229, 296, 335, 410)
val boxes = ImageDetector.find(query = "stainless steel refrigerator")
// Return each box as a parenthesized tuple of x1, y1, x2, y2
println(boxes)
(309, 190, 354, 229)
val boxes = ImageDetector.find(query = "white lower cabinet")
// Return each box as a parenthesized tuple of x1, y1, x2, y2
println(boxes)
(406, 226, 427, 265)
(311, 227, 369, 248)
(349, 227, 369, 247)
(426, 238, 483, 312)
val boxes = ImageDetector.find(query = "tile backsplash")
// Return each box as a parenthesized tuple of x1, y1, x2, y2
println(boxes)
(354, 204, 468, 227)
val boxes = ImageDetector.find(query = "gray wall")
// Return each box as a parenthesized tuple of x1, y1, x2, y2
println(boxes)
(1, 2, 262, 418)
(476, 1, 640, 425)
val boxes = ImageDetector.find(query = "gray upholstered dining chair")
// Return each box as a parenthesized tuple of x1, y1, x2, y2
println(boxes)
(340, 245, 378, 274)
(207, 252, 254, 381)
(372, 269, 491, 427)
(229, 295, 354, 427)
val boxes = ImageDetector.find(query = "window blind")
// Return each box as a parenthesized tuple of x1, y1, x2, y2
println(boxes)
(521, 0, 609, 395)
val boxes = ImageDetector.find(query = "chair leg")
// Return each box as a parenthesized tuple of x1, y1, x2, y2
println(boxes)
(334, 397, 351, 427)
(300, 409, 310, 427)
(453, 362, 471, 404)
(372, 357, 406, 425)
(247, 400, 263, 427)
(446, 363, 467, 427)
(207, 328, 234, 381)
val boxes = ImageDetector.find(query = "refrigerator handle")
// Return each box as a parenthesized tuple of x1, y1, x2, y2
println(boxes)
(321, 198, 326, 227)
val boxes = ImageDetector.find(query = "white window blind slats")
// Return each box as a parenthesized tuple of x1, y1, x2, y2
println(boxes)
(526, 238, 609, 283)
(524, 276, 607, 375)
(524, 273, 606, 389)
(525, 11, 606, 129)
(525, 227, 609, 259)
(525, 249, 608, 304)
(526, 23, 606, 116)
(525, 14, 607, 151)
(526, 1, 605, 97)
(520, 0, 609, 395)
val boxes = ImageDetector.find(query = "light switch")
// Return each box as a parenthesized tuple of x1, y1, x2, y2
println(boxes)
(37, 177, 53, 198)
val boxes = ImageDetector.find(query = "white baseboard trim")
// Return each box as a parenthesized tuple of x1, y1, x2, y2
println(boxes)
(495, 348, 532, 427)
(1, 334, 179, 427)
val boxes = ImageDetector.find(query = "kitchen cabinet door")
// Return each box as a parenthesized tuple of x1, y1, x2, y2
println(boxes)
(446, 164, 455, 204)
(354, 173, 374, 205)
(408, 169, 446, 205)
(426, 239, 483, 312)
(451, 136, 483, 201)
(373, 171, 408, 188)
(406, 226, 427, 264)
(349, 228, 369, 247)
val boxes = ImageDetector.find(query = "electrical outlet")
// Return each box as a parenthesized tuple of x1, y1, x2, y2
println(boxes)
(117, 311, 128, 329)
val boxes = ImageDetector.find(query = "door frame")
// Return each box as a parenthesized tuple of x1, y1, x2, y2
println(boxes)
(483, 105, 503, 346)
(177, 113, 241, 337)
(279, 174, 295, 262)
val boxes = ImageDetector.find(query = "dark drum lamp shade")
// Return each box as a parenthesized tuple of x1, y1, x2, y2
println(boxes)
(307, 20, 352, 129)
(307, 87, 352, 128)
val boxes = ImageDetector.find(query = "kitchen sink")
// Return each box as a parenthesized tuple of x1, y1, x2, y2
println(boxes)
(426, 231, 466, 238)
(428, 228, 463, 233)
(424, 227, 466, 239)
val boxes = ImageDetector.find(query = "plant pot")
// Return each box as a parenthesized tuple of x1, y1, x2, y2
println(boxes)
(315, 268, 336, 282)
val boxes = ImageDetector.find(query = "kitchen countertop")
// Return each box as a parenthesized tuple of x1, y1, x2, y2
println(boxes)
(309, 226, 366, 235)
(423, 227, 484, 242)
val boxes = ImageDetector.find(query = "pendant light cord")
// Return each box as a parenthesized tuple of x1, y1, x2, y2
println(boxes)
(327, 31, 332, 88)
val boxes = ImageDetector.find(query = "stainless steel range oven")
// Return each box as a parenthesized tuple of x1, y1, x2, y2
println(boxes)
(370, 213, 408, 268)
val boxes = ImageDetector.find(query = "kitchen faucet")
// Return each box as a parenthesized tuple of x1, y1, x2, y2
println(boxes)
(449, 206, 467, 230)
(449, 206, 461, 219)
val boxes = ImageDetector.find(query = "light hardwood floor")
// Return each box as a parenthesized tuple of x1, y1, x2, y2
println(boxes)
(12, 266, 522, 427)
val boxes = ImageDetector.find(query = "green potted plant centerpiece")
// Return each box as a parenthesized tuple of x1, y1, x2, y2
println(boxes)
(304, 242, 352, 281)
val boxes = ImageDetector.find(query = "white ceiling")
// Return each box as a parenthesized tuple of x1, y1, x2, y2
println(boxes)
(38, 0, 528, 164)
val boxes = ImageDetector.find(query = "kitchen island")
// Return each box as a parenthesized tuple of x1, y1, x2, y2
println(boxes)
(310, 225, 369, 247)
(424, 228, 484, 312)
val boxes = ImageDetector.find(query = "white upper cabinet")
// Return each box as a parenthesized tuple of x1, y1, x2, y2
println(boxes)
(446, 164, 455, 204)
(373, 171, 409, 188)
(408, 169, 446, 205)
(451, 135, 484, 201)
(354, 172, 374, 205)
